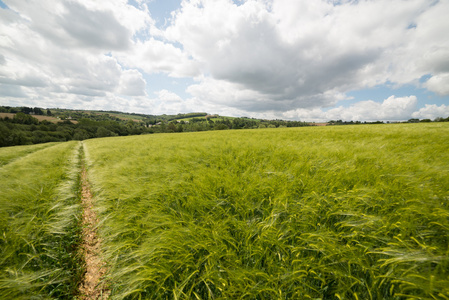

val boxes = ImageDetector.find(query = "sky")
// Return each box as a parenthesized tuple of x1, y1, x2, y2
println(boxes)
(0, 0, 448, 122)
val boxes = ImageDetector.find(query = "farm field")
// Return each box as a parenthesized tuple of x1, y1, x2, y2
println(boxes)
(82, 123, 449, 299)
(1, 123, 448, 299)
(0, 141, 83, 298)
(0, 142, 59, 167)
(0, 112, 61, 123)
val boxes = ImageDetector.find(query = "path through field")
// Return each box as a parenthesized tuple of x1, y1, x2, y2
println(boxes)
(79, 153, 109, 299)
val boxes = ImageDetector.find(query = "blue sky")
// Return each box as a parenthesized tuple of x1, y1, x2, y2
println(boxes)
(1, 0, 448, 121)
(146, 0, 181, 27)
(346, 81, 447, 109)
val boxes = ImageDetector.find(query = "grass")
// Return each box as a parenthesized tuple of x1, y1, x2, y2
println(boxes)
(83, 123, 449, 299)
(0, 141, 83, 299)
(0, 142, 59, 167)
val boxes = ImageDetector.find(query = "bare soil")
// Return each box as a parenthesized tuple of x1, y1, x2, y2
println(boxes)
(78, 167, 109, 299)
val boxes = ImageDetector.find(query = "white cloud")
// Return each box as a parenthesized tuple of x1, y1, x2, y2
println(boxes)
(2, 1, 131, 52)
(0, 0, 153, 110)
(115, 39, 200, 77)
(155, 89, 183, 103)
(118, 69, 147, 96)
(412, 104, 449, 120)
(1, 0, 448, 120)
(424, 74, 449, 96)
(286, 95, 419, 122)
(161, 0, 448, 113)
(76, 0, 153, 36)
(144, 90, 194, 115)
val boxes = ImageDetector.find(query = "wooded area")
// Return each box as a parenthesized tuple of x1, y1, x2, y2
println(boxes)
(0, 106, 310, 147)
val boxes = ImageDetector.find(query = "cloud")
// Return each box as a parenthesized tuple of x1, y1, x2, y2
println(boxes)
(115, 39, 200, 77)
(327, 95, 418, 121)
(0, 0, 152, 109)
(118, 69, 147, 96)
(285, 95, 419, 122)
(156, 89, 183, 103)
(1, 0, 448, 121)
(0, 84, 27, 98)
(3, 0, 151, 51)
(76, 0, 154, 36)
(57, 55, 123, 97)
(424, 74, 449, 96)
(412, 104, 449, 120)
(57, 1, 131, 50)
(164, 0, 445, 113)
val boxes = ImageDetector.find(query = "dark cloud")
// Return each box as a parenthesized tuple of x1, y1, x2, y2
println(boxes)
(58, 2, 131, 50)
(68, 87, 107, 97)
(0, 74, 48, 88)
(0, 84, 27, 98)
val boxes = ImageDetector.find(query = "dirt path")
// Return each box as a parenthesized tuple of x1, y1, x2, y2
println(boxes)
(79, 163, 109, 299)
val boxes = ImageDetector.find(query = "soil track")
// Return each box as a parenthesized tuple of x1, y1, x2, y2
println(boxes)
(79, 164, 109, 299)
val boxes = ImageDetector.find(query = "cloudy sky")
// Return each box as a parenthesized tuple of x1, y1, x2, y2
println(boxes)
(1, 0, 448, 121)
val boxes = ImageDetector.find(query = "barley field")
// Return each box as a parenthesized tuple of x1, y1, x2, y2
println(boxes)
(0, 141, 83, 298)
(82, 123, 449, 299)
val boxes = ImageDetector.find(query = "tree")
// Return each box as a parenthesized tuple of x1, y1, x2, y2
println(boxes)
(0, 122, 11, 147)
(20, 107, 33, 114)
(13, 112, 38, 125)
(73, 129, 90, 140)
(33, 107, 44, 115)
(96, 126, 116, 137)
(175, 124, 184, 133)
(167, 122, 177, 133)
(214, 123, 229, 130)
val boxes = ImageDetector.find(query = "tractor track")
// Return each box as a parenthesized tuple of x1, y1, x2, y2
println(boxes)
(78, 153, 109, 299)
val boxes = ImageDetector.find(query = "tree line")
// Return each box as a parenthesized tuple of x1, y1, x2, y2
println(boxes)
(0, 106, 310, 147)
(328, 117, 449, 125)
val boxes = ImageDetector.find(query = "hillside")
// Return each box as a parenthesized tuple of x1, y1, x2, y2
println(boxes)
(0, 106, 311, 147)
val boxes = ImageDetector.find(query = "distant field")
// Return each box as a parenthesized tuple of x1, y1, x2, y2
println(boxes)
(83, 123, 449, 299)
(175, 115, 236, 122)
(0, 112, 61, 123)
(92, 112, 145, 122)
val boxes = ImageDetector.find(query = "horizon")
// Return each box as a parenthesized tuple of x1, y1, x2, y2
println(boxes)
(3, 105, 441, 124)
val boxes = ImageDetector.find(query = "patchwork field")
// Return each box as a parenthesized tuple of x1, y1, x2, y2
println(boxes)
(1, 123, 448, 299)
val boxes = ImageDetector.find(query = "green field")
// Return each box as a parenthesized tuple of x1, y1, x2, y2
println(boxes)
(84, 123, 449, 299)
(0, 141, 83, 298)
(0, 142, 59, 167)
(1, 123, 448, 299)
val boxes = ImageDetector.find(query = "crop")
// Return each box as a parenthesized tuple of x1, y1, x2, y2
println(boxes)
(4, 123, 447, 299)
(0, 142, 58, 167)
(0, 141, 83, 299)
(90, 123, 449, 298)
(83, 123, 449, 299)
